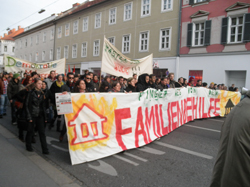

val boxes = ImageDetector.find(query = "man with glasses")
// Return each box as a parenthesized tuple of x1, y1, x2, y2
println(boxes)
(66, 72, 75, 92)
(84, 73, 95, 92)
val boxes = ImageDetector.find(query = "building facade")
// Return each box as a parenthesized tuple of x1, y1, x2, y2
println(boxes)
(179, 0, 250, 89)
(14, 15, 56, 63)
(55, 0, 181, 76)
(0, 26, 24, 71)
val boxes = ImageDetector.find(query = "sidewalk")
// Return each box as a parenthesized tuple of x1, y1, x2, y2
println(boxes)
(0, 124, 81, 187)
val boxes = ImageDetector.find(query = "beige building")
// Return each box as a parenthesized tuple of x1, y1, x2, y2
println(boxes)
(55, 0, 180, 76)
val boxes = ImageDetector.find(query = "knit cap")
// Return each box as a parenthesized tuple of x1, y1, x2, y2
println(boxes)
(13, 73, 20, 79)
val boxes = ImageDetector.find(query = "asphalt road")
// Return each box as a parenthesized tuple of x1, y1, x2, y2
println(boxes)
(0, 107, 224, 187)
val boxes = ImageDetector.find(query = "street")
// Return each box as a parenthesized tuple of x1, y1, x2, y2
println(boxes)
(0, 108, 223, 187)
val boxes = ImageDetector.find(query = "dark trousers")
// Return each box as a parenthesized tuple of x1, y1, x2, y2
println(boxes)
(60, 121, 67, 137)
(50, 109, 62, 131)
(10, 99, 16, 123)
(26, 116, 48, 152)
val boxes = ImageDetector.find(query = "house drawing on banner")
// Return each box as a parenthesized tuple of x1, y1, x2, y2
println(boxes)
(225, 99, 235, 115)
(68, 103, 108, 145)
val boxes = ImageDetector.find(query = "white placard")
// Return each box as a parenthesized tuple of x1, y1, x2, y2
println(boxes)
(55, 92, 73, 115)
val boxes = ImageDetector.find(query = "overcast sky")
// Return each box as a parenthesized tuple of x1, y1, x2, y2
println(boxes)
(0, 0, 86, 37)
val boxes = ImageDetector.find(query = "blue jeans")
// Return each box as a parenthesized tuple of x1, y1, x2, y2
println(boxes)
(0, 94, 8, 115)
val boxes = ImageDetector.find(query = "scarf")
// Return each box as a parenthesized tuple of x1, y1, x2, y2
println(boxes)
(56, 81, 64, 87)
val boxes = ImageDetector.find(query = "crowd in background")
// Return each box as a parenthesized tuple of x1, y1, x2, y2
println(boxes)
(0, 70, 240, 154)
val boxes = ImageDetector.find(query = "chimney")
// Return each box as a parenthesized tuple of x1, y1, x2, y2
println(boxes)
(4, 33, 7, 37)
(0, 36, 2, 39)
(72, 3, 80, 7)
(18, 25, 21, 30)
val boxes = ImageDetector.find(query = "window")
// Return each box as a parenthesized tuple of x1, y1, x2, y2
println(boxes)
(139, 31, 149, 52)
(122, 34, 130, 53)
(124, 2, 133, 21)
(83, 17, 88, 32)
(43, 32, 46, 42)
(108, 37, 115, 45)
(228, 16, 244, 43)
(58, 26, 62, 38)
(36, 35, 39, 44)
(95, 13, 101, 28)
(57, 47, 61, 60)
(193, 23, 205, 46)
(64, 46, 69, 59)
(42, 51, 45, 61)
(4, 46, 7, 52)
(162, 0, 172, 12)
(160, 28, 171, 50)
(194, 0, 207, 3)
(141, 0, 151, 17)
(29, 53, 32, 62)
(35, 52, 39, 62)
(50, 49, 53, 60)
(25, 39, 27, 47)
(81, 42, 87, 57)
(65, 23, 70, 36)
(93, 40, 100, 56)
(109, 8, 117, 25)
(30, 37, 33, 46)
(73, 20, 79, 34)
(12, 47, 15, 52)
(51, 29, 54, 40)
(72, 44, 77, 58)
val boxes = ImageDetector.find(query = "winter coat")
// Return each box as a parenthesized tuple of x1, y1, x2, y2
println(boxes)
(149, 82, 157, 89)
(7, 78, 21, 100)
(136, 74, 149, 92)
(126, 84, 136, 92)
(157, 83, 168, 91)
(44, 77, 55, 89)
(25, 89, 47, 121)
(93, 81, 100, 92)
(85, 81, 95, 92)
(210, 91, 250, 187)
(0, 78, 9, 95)
(49, 81, 69, 105)
(175, 82, 183, 88)
(169, 80, 176, 88)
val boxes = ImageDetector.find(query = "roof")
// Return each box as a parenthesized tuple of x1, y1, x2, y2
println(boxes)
(1, 27, 24, 41)
(56, 0, 108, 20)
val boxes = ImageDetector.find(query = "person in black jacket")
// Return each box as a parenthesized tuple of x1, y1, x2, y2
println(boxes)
(126, 78, 136, 92)
(25, 78, 49, 154)
(84, 73, 95, 92)
(149, 74, 157, 89)
(99, 81, 111, 92)
(49, 74, 69, 132)
(136, 74, 150, 92)
(157, 77, 169, 91)
(7, 73, 22, 125)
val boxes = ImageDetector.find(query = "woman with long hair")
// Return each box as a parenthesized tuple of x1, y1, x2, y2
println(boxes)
(111, 81, 121, 92)
(72, 79, 87, 93)
(25, 78, 49, 154)
(99, 81, 111, 92)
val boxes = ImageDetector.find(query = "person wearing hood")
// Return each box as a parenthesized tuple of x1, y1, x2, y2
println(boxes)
(84, 73, 95, 92)
(187, 77, 195, 87)
(136, 73, 150, 92)
(210, 90, 250, 187)
(126, 78, 136, 92)
(49, 74, 69, 132)
(7, 73, 21, 125)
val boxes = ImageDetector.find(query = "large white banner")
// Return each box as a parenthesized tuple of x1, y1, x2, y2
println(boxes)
(64, 87, 241, 165)
(101, 37, 153, 78)
(4, 55, 66, 77)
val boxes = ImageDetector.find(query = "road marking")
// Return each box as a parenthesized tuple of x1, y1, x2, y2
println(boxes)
(208, 119, 224, 123)
(154, 142, 213, 159)
(138, 146, 165, 155)
(88, 160, 118, 176)
(47, 136, 68, 152)
(113, 155, 139, 166)
(185, 125, 221, 133)
(123, 152, 148, 162)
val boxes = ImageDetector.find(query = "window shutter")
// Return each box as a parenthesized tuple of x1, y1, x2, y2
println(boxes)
(189, 0, 194, 5)
(243, 13, 250, 43)
(221, 17, 228, 45)
(204, 20, 212, 46)
(187, 23, 193, 47)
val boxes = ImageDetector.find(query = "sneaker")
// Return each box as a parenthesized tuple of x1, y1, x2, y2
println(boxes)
(42, 150, 49, 155)
(0, 115, 2, 118)
(26, 147, 34, 152)
(12, 122, 17, 126)
(3, 113, 6, 116)
(59, 135, 64, 142)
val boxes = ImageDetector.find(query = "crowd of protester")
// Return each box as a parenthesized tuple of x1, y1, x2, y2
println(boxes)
(0, 70, 240, 154)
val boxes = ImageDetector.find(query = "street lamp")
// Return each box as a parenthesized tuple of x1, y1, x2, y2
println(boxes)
(38, 9, 45, 14)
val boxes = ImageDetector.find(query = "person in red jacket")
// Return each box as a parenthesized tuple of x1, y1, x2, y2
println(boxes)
(0, 72, 9, 118)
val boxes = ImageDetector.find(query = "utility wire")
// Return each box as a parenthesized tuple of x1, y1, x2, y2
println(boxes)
(0, 0, 62, 33)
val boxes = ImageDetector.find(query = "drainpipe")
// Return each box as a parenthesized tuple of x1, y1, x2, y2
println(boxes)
(176, 0, 183, 79)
